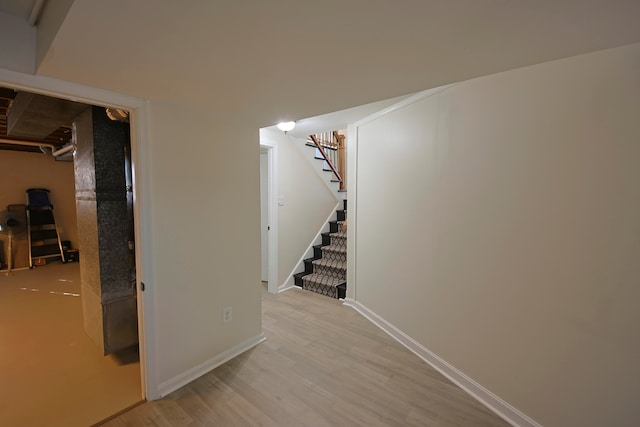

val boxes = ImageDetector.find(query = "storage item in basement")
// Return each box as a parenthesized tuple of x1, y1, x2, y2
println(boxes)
(26, 188, 66, 267)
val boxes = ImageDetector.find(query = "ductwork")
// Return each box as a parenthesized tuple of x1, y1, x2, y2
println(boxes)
(7, 91, 88, 140)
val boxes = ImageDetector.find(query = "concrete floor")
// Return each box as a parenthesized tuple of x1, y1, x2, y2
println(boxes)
(0, 261, 142, 426)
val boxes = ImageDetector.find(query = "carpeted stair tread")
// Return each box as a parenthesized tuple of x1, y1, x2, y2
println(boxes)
(302, 274, 345, 286)
(312, 257, 346, 272)
(321, 244, 346, 255)
(302, 274, 345, 298)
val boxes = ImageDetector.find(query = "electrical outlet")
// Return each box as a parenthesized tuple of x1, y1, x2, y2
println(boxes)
(223, 306, 232, 323)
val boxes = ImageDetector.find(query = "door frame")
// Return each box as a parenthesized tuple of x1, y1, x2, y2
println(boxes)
(259, 151, 268, 282)
(0, 67, 156, 398)
(259, 142, 278, 294)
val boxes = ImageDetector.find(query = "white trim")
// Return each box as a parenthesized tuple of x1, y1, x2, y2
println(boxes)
(0, 67, 144, 109)
(157, 334, 266, 397)
(278, 283, 297, 294)
(342, 300, 541, 427)
(259, 151, 269, 282)
(268, 145, 279, 294)
(353, 84, 454, 129)
(129, 100, 157, 400)
(346, 123, 357, 301)
(259, 143, 279, 294)
(280, 202, 340, 292)
(0, 67, 155, 399)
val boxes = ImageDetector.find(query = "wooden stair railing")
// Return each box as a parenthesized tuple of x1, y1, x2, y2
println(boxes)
(308, 131, 346, 191)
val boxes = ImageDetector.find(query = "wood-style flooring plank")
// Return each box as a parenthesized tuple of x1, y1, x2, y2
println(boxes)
(102, 286, 510, 427)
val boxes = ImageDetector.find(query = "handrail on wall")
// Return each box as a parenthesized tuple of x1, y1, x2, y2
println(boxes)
(308, 131, 346, 191)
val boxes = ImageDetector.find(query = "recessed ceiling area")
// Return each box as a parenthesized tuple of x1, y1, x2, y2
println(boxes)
(0, 87, 77, 153)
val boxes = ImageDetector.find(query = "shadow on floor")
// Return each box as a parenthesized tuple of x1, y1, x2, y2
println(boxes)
(111, 346, 140, 365)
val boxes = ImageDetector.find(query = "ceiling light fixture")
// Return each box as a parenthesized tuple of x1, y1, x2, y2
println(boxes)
(276, 121, 296, 134)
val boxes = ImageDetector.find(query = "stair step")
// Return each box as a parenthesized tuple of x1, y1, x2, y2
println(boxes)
(321, 232, 332, 245)
(303, 257, 317, 274)
(330, 231, 347, 240)
(293, 272, 308, 287)
(312, 258, 346, 275)
(312, 256, 346, 266)
(319, 252, 346, 265)
(307, 142, 338, 151)
(302, 274, 345, 299)
(314, 266, 346, 278)
(321, 244, 346, 255)
(329, 220, 345, 233)
(302, 274, 345, 286)
(313, 244, 325, 259)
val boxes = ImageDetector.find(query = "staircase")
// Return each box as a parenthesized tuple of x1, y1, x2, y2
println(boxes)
(290, 130, 348, 299)
(294, 199, 347, 299)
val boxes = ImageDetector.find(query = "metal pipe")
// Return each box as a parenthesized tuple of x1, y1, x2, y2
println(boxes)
(52, 143, 74, 157)
(0, 137, 56, 150)
(29, 0, 47, 26)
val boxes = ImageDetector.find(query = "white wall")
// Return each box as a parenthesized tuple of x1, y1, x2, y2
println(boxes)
(35, 0, 75, 70)
(0, 11, 35, 73)
(352, 43, 640, 427)
(260, 128, 339, 288)
(1, 32, 265, 398)
(0, 150, 78, 266)
(147, 102, 263, 388)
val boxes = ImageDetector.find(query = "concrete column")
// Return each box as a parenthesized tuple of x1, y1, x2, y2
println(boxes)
(74, 106, 137, 355)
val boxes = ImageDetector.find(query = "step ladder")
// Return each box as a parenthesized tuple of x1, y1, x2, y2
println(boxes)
(26, 188, 65, 267)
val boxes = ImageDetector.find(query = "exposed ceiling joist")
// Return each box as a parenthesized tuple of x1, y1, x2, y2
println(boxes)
(7, 91, 87, 140)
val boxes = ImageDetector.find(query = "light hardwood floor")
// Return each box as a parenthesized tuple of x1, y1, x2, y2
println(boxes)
(103, 286, 509, 426)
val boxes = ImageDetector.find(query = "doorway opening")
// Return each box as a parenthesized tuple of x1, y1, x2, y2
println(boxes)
(259, 143, 278, 294)
(0, 86, 144, 425)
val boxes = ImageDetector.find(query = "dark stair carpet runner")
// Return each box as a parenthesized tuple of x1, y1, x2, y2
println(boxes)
(294, 200, 347, 299)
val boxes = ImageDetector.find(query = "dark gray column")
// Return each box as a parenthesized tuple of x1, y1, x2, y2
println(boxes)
(74, 106, 137, 355)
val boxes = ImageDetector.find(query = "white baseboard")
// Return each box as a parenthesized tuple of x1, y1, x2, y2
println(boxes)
(156, 333, 266, 398)
(278, 283, 297, 294)
(342, 299, 541, 427)
(281, 275, 295, 291)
